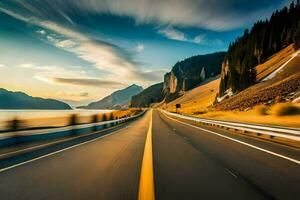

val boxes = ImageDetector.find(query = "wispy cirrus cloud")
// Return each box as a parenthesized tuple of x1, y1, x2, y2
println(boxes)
(194, 34, 205, 44)
(158, 27, 219, 45)
(1, 0, 285, 31)
(18, 0, 282, 31)
(0, 5, 159, 85)
(158, 27, 187, 42)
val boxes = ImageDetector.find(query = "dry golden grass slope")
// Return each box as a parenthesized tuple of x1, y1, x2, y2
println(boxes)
(164, 77, 219, 113)
(256, 44, 295, 80)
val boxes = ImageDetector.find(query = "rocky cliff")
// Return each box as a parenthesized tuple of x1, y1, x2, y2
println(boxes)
(163, 52, 226, 102)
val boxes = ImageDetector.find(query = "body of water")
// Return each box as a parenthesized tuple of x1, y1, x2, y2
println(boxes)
(0, 109, 112, 130)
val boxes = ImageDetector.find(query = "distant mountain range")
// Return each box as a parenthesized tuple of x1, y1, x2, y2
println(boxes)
(0, 88, 71, 110)
(78, 84, 143, 109)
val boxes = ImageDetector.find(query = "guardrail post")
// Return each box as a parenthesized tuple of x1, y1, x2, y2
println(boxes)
(69, 114, 78, 135)
(92, 114, 99, 131)
(6, 118, 22, 132)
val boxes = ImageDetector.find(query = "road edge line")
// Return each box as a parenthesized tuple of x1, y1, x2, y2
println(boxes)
(138, 109, 155, 200)
(161, 111, 300, 165)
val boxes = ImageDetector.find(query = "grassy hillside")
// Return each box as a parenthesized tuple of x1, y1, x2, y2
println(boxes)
(131, 83, 163, 107)
(164, 77, 219, 114)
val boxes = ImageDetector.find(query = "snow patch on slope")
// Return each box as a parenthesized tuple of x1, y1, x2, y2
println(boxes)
(262, 50, 300, 82)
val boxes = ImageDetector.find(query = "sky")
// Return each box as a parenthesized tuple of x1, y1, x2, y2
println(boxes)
(0, 0, 292, 106)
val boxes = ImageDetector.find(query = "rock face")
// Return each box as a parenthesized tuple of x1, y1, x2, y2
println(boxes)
(163, 52, 226, 102)
(163, 72, 177, 94)
(130, 83, 164, 107)
(79, 84, 143, 109)
(0, 88, 71, 110)
(200, 67, 206, 81)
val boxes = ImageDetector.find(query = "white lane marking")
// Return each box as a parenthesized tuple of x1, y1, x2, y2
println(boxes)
(0, 128, 126, 173)
(161, 111, 300, 165)
(225, 168, 238, 178)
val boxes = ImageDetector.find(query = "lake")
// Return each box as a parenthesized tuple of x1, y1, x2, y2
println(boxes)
(0, 109, 113, 131)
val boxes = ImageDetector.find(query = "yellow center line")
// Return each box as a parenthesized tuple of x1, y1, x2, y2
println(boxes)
(138, 109, 155, 200)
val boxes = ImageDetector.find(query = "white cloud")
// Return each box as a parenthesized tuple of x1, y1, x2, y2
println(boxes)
(135, 44, 145, 52)
(19, 63, 36, 68)
(22, 64, 87, 83)
(17, 63, 126, 89)
(70, 0, 279, 31)
(0, 6, 30, 23)
(0, 64, 6, 69)
(158, 27, 187, 42)
(194, 34, 205, 44)
(55, 39, 77, 49)
(36, 29, 46, 35)
(158, 27, 224, 46)
(39, 23, 142, 80)
(158, 27, 209, 45)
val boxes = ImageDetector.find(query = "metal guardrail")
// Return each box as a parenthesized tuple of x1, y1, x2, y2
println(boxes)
(0, 111, 146, 147)
(162, 110, 300, 141)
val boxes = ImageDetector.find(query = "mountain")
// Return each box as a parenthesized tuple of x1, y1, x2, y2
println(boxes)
(0, 88, 71, 110)
(163, 52, 226, 102)
(79, 84, 143, 109)
(130, 83, 164, 107)
(219, 1, 300, 98)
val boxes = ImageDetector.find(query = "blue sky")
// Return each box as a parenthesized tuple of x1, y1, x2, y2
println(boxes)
(0, 0, 292, 105)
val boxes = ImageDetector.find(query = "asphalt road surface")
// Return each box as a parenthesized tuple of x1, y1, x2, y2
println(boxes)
(0, 109, 299, 200)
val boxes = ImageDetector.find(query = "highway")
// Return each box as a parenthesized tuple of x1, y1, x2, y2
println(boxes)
(0, 109, 300, 200)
